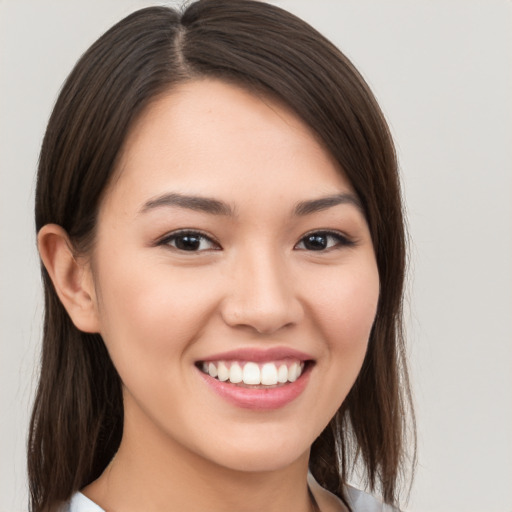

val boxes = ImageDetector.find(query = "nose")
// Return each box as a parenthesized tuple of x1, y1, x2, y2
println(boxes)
(220, 247, 304, 335)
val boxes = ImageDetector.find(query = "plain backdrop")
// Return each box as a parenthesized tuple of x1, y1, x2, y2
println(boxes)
(1, 1, 511, 511)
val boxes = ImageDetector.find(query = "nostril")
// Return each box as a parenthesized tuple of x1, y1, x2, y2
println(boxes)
(220, 297, 304, 335)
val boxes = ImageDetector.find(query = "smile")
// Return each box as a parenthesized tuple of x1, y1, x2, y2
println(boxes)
(196, 349, 314, 410)
(198, 360, 305, 387)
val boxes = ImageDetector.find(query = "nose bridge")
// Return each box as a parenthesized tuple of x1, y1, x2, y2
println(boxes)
(221, 241, 302, 333)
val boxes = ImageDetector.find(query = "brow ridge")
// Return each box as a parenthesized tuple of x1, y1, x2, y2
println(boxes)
(140, 193, 234, 216)
(294, 193, 362, 216)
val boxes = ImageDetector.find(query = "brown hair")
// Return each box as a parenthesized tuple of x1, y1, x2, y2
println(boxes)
(30, 1, 415, 510)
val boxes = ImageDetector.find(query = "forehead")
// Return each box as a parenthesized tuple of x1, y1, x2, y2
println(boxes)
(102, 79, 354, 215)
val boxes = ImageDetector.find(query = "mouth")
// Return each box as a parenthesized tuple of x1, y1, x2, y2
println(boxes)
(195, 348, 315, 409)
(196, 359, 311, 388)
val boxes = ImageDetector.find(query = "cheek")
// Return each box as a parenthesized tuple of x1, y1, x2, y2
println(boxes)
(313, 263, 380, 347)
(307, 259, 380, 406)
(93, 257, 221, 367)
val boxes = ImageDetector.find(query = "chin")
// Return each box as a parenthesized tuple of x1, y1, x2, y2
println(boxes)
(192, 428, 313, 474)
(212, 449, 308, 474)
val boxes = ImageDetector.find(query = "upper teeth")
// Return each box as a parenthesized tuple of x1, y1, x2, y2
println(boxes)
(201, 360, 304, 385)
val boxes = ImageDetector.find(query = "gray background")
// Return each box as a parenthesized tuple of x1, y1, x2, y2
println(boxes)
(1, 1, 511, 511)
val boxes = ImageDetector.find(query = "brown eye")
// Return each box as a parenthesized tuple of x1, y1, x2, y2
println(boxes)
(295, 231, 353, 251)
(302, 234, 329, 250)
(160, 231, 220, 252)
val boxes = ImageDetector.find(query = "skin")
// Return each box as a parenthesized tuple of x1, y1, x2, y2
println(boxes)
(39, 79, 380, 512)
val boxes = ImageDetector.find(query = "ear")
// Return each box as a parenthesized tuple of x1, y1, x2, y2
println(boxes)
(37, 224, 100, 333)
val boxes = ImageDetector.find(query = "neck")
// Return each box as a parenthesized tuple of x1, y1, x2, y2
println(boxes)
(83, 405, 315, 512)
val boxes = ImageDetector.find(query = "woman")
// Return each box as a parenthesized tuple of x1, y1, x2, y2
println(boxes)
(29, 1, 415, 511)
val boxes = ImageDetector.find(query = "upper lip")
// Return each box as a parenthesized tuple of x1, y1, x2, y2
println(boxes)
(197, 347, 314, 363)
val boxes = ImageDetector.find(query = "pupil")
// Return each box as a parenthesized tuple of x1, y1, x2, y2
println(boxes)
(176, 235, 200, 251)
(305, 234, 327, 250)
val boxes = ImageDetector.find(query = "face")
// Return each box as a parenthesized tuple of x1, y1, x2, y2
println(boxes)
(88, 79, 379, 473)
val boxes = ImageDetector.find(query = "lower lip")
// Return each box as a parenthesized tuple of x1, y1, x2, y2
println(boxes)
(198, 365, 312, 410)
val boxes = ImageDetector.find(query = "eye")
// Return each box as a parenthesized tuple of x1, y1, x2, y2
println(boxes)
(294, 231, 354, 251)
(159, 230, 220, 252)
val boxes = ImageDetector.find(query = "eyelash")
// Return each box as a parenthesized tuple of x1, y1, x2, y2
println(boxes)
(294, 230, 355, 251)
(157, 229, 355, 253)
(157, 230, 221, 252)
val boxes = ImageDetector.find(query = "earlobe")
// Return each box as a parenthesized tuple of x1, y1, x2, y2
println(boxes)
(37, 224, 100, 333)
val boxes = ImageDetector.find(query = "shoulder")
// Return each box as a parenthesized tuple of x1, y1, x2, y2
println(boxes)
(60, 492, 105, 512)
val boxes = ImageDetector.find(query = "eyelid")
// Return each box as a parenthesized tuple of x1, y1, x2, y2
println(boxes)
(294, 229, 356, 250)
(156, 229, 222, 251)
(154, 228, 355, 252)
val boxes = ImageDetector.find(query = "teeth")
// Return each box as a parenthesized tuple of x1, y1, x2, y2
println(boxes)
(261, 363, 278, 385)
(277, 364, 288, 383)
(242, 362, 260, 385)
(288, 362, 299, 382)
(203, 360, 305, 386)
(229, 363, 243, 383)
(208, 362, 218, 378)
(217, 361, 229, 382)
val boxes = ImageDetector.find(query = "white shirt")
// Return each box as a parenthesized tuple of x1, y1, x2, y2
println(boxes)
(65, 485, 398, 512)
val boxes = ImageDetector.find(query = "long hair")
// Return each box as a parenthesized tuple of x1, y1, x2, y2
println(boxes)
(30, 2, 415, 510)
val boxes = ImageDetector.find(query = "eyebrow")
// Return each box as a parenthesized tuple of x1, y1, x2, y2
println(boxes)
(294, 193, 362, 216)
(139, 192, 362, 217)
(140, 193, 234, 216)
